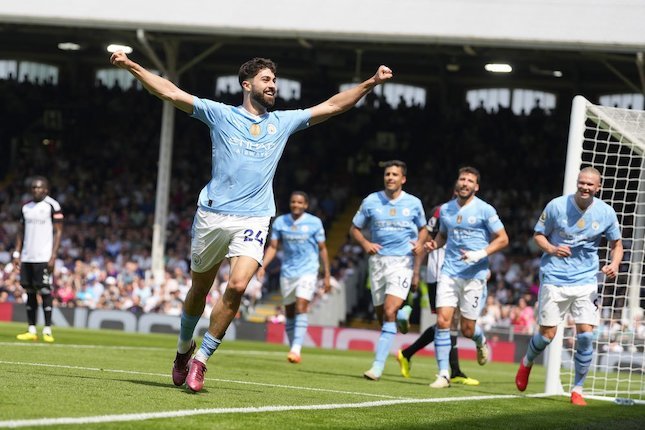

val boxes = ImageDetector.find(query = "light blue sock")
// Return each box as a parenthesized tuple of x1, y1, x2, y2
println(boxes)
(435, 327, 451, 374)
(177, 312, 201, 353)
(471, 324, 486, 348)
(292, 313, 308, 350)
(372, 321, 397, 375)
(574, 332, 594, 387)
(194, 332, 222, 363)
(285, 317, 295, 347)
(525, 333, 552, 366)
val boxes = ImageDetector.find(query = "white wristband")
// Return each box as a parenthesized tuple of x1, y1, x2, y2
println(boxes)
(463, 249, 488, 264)
(12, 251, 20, 259)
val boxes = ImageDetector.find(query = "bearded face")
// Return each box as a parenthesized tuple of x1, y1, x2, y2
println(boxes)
(251, 85, 275, 109)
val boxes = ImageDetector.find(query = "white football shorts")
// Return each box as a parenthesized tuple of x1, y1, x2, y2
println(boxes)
(436, 274, 487, 320)
(190, 208, 270, 273)
(280, 273, 318, 305)
(537, 283, 599, 326)
(368, 254, 413, 306)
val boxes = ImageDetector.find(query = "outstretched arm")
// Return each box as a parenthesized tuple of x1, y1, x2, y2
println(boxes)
(110, 51, 194, 113)
(308, 65, 393, 126)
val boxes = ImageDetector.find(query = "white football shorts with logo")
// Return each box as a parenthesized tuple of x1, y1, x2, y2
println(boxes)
(280, 273, 318, 305)
(436, 274, 487, 320)
(537, 283, 599, 326)
(368, 254, 413, 306)
(190, 207, 270, 273)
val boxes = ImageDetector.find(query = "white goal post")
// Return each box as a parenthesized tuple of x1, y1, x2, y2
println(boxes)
(544, 95, 645, 403)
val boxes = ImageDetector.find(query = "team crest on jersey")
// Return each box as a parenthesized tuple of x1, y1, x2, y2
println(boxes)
(301, 225, 309, 232)
(402, 208, 410, 216)
(249, 124, 261, 137)
(389, 208, 397, 216)
(577, 218, 586, 229)
(456, 215, 462, 224)
(468, 216, 476, 224)
(267, 124, 277, 135)
(592, 221, 600, 231)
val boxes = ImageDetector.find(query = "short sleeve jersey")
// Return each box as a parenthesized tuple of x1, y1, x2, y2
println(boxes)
(191, 98, 311, 217)
(352, 191, 426, 257)
(20, 196, 63, 263)
(270, 212, 325, 278)
(535, 195, 621, 286)
(439, 196, 504, 280)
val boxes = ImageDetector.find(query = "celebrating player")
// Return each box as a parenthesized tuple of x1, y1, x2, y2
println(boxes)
(350, 160, 426, 381)
(111, 51, 392, 392)
(515, 167, 623, 406)
(256, 191, 331, 364)
(397, 200, 479, 386)
(425, 166, 508, 388)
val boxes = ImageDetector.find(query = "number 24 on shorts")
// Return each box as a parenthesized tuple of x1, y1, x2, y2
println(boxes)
(243, 229, 264, 246)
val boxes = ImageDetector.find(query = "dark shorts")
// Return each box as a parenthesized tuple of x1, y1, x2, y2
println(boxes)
(428, 281, 437, 312)
(20, 262, 52, 291)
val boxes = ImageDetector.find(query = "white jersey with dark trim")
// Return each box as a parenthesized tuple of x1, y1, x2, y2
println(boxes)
(20, 196, 63, 263)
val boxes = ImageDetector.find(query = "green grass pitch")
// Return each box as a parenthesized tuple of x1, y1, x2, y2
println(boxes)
(0, 321, 643, 429)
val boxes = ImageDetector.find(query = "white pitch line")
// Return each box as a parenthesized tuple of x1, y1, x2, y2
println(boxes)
(0, 360, 405, 399)
(0, 394, 525, 428)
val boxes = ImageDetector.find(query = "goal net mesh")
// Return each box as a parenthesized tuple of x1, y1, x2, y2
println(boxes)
(560, 100, 645, 401)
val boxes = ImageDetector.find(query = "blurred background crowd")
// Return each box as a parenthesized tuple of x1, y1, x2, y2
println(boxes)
(0, 73, 642, 347)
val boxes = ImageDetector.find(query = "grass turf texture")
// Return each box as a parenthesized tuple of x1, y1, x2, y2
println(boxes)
(1, 321, 643, 429)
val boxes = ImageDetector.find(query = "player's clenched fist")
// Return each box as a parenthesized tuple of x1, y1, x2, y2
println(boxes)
(110, 51, 131, 69)
(374, 65, 393, 84)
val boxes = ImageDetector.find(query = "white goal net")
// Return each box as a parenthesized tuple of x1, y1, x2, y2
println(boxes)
(544, 95, 645, 403)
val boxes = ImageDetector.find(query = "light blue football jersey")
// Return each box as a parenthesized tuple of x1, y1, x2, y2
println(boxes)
(352, 191, 426, 256)
(535, 195, 621, 286)
(271, 212, 325, 278)
(439, 196, 505, 280)
(191, 98, 311, 216)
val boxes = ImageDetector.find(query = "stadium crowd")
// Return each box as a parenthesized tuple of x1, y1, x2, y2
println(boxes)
(0, 73, 641, 345)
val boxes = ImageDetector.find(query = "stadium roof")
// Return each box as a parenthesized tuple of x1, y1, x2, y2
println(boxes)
(0, 0, 643, 93)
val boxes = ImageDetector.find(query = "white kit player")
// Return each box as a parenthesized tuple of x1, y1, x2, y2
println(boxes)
(14, 176, 64, 343)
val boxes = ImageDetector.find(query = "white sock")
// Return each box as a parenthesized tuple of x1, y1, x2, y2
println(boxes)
(571, 386, 583, 395)
(28, 325, 37, 334)
(42, 326, 52, 336)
